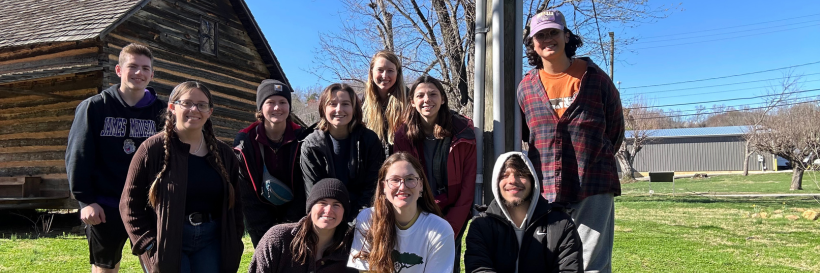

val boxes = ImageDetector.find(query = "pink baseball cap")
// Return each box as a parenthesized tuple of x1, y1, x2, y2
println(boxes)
(529, 10, 566, 38)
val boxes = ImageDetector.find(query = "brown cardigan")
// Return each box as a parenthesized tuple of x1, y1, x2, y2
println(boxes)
(120, 132, 244, 273)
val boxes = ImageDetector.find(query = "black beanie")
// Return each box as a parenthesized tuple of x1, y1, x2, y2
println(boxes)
(306, 178, 351, 219)
(256, 79, 292, 111)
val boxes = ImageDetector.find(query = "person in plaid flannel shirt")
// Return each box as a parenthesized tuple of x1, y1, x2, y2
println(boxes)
(517, 10, 625, 273)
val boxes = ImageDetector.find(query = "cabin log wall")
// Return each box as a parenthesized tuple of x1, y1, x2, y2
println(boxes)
(104, 0, 272, 141)
(0, 67, 100, 206)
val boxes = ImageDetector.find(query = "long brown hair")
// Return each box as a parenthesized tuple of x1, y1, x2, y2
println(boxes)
(289, 209, 350, 264)
(317, 83, 363, 132)
(403, 75, 454, 142)
(362, 50, 407, 145)
(354, 152, 441, 273)
(148, 81, 235, 209)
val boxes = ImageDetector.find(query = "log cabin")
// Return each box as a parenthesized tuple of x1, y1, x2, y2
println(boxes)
(0, 0, 293, 209)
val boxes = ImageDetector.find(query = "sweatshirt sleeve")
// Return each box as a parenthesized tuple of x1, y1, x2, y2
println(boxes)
(444, 143, 477, 236)
(65, 99, 97, 207)
(227, 150, 245, 240)
(358, 134, 385, 211)
(555, 215, 584, 273)
(119, 141, 156, 255)
(301, 142, 329, 201)
(248, 225, 286, 273)
(346, 210, 372, 270)
(464, 218, 498, 273)
(423, 225, 456, 273)
(603, 77, 625, 153)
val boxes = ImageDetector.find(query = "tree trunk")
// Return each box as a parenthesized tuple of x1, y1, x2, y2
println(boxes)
(742, 141, 751, 176)
(617, 154, 635, 180)
(791, 167, 804, 190)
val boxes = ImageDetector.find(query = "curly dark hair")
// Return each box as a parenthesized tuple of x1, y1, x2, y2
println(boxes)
(524, 27, 584, 69)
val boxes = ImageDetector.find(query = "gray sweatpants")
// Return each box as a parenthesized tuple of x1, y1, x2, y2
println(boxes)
(565, 193, 615, 273)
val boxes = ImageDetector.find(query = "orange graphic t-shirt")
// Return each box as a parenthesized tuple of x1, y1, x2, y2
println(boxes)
(538, 59, 587, 117)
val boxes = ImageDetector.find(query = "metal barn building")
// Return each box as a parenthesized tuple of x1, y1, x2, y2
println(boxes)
(626, 126, 778, 173)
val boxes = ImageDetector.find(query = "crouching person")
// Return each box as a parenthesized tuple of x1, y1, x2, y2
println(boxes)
(248, 178, 357, 273)
(464, 152, 582, 272)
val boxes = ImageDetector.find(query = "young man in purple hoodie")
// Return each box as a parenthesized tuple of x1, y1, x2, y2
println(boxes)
(517, 10, 625, 273)
(66, 43, 165, 273)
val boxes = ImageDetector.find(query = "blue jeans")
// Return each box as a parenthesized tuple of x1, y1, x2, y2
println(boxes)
(180, 220, 221, 273)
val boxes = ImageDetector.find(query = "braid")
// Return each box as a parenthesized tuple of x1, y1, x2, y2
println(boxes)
(148, 111, 174, 208)
(203, 119, 235, 209)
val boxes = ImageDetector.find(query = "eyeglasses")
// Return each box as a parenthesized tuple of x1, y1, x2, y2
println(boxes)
(384, 176, 420, 189)
(174, 100, 211, 112)
(533, 29, 562, 41)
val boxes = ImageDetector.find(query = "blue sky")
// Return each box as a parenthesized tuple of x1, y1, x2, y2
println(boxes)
(247, 0, 820, 114)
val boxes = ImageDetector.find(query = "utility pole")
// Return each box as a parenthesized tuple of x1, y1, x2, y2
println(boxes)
(609, 32, 615, 80)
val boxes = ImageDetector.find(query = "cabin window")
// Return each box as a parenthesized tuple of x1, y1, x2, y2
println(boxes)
(199, 17, 218, 56)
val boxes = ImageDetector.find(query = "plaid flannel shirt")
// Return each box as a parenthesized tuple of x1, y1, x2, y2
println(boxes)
(518, 57, 625, 203)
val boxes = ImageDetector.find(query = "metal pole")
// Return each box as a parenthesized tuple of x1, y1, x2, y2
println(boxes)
(609, 32, 615, 80)
(514, 0, 523, 152)
(473, 0, 488, 209)
(492, 0, 505, 159)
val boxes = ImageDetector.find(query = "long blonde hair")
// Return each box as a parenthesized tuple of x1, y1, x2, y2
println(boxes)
(148, 81, 235, 209)
(362, 50, 407, 145)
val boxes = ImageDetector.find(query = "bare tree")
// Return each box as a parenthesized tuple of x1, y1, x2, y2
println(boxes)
(617, 98, 663, 180)
(313, 0, 475, 113)
(292, 85, 324, 126)
(314, 0, 677, 116)
(741, 74, 799, 176)
(752, 100, 820, 190)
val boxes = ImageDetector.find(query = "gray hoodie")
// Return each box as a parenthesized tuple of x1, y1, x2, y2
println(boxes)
(490, 151, 541, 271)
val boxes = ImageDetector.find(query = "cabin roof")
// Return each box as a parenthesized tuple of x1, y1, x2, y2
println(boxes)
(0, 0, 289, 86)
(0, 0, 146, 47)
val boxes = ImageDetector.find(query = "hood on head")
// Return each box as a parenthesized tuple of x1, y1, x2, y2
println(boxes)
(490, 151, 540, 228)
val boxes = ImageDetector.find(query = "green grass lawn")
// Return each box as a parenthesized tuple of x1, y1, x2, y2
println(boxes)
(0, 234, 255, 272)
(1, 172, 819, 272)
(622, 172, 820, 195)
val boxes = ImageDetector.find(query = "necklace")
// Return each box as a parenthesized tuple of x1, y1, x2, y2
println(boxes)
(192, 134, 204, 154)
(174, 128, 205, 154)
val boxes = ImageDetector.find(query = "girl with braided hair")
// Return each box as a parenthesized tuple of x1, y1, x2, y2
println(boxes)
(120, 81, 244, 273)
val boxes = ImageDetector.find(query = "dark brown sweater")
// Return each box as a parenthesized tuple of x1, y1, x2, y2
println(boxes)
(120, 132, 244, 273)
(248, 218, 357, 273)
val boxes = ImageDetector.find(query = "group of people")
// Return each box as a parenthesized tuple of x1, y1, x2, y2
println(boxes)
(65, 10, 623, 273)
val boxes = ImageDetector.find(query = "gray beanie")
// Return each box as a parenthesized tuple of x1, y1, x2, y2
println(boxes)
(256, 79, 292, 111)
(306, 178, 351, 220)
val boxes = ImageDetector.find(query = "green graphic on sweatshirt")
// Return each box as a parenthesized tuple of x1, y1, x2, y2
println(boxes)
(391, 250, 423, 272)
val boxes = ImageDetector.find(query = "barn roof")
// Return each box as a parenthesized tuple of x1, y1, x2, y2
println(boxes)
(0, 0, 289, 87)
(626, 125, 749, 139)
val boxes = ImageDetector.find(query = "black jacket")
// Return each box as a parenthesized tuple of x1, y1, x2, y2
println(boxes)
(464, 199, 583, 273)
(300, 126, 385, 222)
(66, 84, 165, 208)
(234, 121, 313, 246)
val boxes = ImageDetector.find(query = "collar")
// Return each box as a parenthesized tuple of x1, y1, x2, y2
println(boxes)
(254, 121, 295, 147)
(396, 209, 422, 230)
